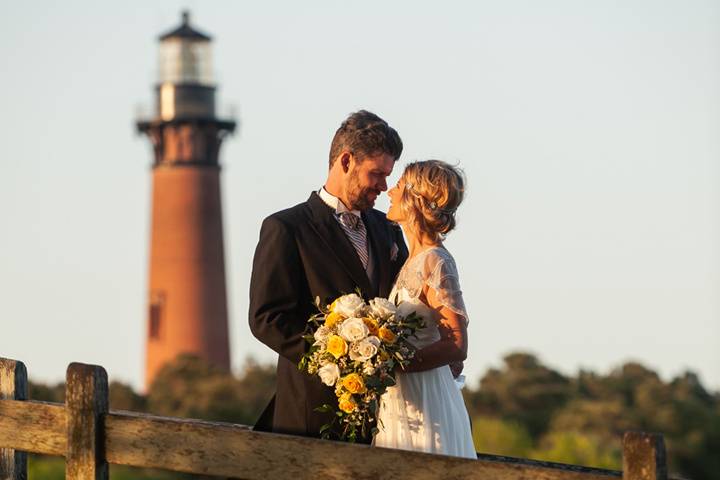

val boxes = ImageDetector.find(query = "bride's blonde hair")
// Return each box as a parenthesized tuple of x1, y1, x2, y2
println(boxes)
(399, 160, 465, 240)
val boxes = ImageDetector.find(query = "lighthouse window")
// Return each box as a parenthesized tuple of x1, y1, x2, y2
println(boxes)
(159, 39, 213, 85)
(149, 293, 165, 340)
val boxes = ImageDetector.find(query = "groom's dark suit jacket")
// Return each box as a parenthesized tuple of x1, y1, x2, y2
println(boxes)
(249, 192, 408, 441)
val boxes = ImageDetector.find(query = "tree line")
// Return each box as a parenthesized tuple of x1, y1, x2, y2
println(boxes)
(26, 352, 719, 479)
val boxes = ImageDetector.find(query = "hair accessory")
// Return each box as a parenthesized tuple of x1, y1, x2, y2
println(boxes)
(429, 201, 437, 210)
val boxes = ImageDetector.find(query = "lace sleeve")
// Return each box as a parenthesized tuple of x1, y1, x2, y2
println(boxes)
(425, 250, 469, 325)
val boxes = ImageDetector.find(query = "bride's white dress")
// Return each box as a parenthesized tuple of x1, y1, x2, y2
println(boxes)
(373, 246, 476, 458)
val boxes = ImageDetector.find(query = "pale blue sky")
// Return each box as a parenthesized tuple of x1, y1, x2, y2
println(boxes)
(1, 1, 718, 392)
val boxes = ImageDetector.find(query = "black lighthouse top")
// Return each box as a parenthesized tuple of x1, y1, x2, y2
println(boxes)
(159, 11, 211, 42)
(137, 9, 235, 137)
(157, 10, 214, 87)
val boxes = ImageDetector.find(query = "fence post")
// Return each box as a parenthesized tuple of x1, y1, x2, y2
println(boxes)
(0, 358, 28, 480)
(622, 431, 667, 480)
(65, 363, 108, 480)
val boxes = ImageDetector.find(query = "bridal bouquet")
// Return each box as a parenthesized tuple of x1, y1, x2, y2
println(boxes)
(298, 292, 425, 442)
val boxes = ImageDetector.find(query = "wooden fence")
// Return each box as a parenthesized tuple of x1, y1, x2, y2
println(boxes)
(0, 357, 673, 480)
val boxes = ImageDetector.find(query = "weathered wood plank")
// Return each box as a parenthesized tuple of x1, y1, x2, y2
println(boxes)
(0, 358, 683, 480)
(0, 402, 687, 480)
(476, 453, 621, 479)
(0, 400, 66, 456)
(622, 432, 667, 480)
(0, 359, 28, 480)
(65, 363, 108, 480)
(105, 411, 621, 480)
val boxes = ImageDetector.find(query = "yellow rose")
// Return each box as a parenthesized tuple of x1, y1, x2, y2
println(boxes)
(326, 335, 348, 358)
(325, 311, 344, 328)
(362, 317, 379, 336)
(341, 373, 367, 394)
(378, 327, 397, 344)
(338, 393, 357, 413)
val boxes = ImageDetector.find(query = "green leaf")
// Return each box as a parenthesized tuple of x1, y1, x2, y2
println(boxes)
(365, 375, 382, 389)
(314, 404, 333, 413)
(383, 376, 396, 387)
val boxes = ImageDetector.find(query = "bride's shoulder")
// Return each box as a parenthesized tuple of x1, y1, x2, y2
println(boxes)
(421, 246, 456, 268)
(411, 247, 457, 284)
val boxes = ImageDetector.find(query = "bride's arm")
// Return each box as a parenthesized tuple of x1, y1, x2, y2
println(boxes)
(401, 285, 468, 373)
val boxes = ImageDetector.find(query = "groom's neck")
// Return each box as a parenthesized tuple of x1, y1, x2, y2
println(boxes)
(323, 172, 353, 211)
(323, 183, 353, 211)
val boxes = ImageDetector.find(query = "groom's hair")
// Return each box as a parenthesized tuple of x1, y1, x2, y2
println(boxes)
(329, 110, 403, 168)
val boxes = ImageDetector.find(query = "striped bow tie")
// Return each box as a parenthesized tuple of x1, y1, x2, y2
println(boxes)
(338, 212, 362, 231)
(337, 212, 369, 270)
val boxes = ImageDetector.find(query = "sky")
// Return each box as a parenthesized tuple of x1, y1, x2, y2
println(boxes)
(1, 1, 718, 393)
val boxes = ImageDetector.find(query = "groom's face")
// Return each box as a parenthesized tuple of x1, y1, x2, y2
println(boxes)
(345, 153, 395, 210)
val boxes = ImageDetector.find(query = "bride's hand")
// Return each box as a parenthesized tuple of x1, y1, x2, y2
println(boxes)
(449, 361, 464, 378)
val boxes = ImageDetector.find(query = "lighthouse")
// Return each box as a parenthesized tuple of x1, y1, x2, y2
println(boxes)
(137, 11, 235, 389)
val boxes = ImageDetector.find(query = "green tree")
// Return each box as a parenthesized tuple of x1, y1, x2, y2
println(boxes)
(465, 352, 571, 437)
(28, 381, 64, 403)
(146, 354, 275, 425)
(28, 455, 65, 480)
(232, 357, 276, 423)
(472, 415, 533, 457)
(547, 398, 633, 442)
(532, 431, 621, 469)
(109, 380, 146, 411)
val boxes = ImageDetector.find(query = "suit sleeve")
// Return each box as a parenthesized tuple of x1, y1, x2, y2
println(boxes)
(391, 222, 409, 264)
(249, 215, 308, 365)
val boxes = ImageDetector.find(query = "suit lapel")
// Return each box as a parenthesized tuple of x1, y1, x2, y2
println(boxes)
(306, 193, 372, 296)
(362, 210, 392, 298)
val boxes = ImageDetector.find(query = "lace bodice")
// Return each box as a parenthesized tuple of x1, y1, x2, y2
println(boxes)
(390, 247, 469, 348)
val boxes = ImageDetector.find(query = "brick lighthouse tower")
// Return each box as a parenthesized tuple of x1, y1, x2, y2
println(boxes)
(137, 11, 235, 389)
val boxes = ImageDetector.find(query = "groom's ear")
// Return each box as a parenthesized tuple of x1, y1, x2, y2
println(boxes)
(340, 152, 352, 173)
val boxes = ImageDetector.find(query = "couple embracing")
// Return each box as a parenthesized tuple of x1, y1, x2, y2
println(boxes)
(249, 110, 475, 458)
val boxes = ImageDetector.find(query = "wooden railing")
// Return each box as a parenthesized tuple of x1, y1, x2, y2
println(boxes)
(0, 357, 673, 480)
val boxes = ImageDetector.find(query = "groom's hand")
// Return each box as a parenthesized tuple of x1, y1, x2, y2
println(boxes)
(450, 361, 464, 378)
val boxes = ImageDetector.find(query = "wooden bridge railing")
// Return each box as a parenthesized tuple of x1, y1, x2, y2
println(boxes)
(0, 357, 672, 480)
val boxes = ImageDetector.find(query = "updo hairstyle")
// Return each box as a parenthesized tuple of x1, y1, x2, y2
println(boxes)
(399, 160, 465, 239)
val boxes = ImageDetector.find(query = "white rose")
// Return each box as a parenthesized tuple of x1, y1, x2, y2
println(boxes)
(318, 363, 340, 386)
(349, 336, 381, 362)
(348, 343, 362, 362)
(333, 294, 366, 317)
(313, 325, 331, 345)
(338, 317, 369, 342)
(363, 361, 376, 376)
(368, 297, 397, 319)
(396, 301, 418, 319)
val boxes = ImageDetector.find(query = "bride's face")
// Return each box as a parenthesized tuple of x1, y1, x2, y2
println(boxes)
(386, 177, 406, 223)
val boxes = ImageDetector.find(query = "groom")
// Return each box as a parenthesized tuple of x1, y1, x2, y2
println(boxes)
(248, 110, 408, 442)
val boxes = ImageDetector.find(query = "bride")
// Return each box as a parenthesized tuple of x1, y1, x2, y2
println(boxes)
(373, 160, 476, 458)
